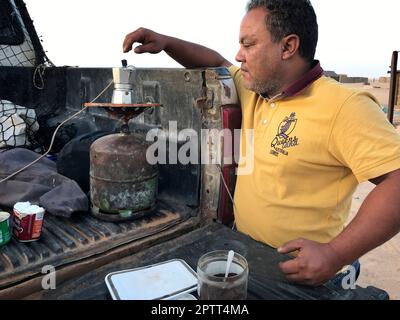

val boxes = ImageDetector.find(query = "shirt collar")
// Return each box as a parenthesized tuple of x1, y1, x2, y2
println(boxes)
(261, 60, 324, 102)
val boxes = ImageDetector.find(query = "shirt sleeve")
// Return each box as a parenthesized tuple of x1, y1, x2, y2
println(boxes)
(328, 91, 400, 183)
(228, 65, 247, 105)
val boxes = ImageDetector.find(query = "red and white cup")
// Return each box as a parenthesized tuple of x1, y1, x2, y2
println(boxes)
(13, 202, 45, 242)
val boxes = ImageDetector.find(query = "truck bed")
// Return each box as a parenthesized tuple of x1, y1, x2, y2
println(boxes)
(27, 223, 389, 300)
(0, 197, 199, 299)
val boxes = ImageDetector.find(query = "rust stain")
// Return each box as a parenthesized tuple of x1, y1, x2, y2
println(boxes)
(223, 83, 231, 98)
(144, 211, 179, 228)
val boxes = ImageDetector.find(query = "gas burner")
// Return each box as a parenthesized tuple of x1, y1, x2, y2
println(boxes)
(84, 102, 162, 124)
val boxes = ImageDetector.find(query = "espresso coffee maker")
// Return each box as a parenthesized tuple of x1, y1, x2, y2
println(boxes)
(111, 59, 136, 105)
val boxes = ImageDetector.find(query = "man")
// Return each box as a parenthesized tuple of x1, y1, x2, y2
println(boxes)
(123, 0, 400, 287)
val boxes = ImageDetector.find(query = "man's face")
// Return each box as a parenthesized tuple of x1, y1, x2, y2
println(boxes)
(236, 7, 284, 96)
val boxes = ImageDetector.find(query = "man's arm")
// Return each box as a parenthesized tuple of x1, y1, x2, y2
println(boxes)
(330, 168, 400, 267)
(278, 168, 400, 286)
(123, 28, 232, 68)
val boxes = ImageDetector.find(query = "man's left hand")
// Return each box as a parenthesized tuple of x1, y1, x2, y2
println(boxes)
(278, 238, 344, 286)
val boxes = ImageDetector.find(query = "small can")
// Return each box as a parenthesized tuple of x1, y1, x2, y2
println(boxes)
(13, 202, 45, 242)
(0, 211, 11, 246)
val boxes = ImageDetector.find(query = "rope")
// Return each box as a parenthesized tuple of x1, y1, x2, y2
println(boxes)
(33, 63, 46, 90)
(216, 164, 237, 231)
(32, 59, 56, 90)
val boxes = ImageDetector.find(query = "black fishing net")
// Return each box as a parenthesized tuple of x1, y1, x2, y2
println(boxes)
(0, 100, 39, 149)
(0, 41, 36, 67)
(0, 0, 37, 67)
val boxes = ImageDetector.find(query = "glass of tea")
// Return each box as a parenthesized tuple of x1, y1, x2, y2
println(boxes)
(197, 250, 248, 300)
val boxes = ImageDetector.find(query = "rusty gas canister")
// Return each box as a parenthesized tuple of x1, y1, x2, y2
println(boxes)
(90, 133, 158, 221)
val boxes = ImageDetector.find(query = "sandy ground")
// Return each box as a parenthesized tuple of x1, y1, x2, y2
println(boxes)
(342, 81, 391, 107)
(343, 81, 399, 300)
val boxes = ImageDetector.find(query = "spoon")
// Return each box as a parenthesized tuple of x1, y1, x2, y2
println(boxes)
(224, 250, 235, 279)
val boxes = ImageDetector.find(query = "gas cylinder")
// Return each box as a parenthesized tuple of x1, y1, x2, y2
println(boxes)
(90, 132, 158, 221)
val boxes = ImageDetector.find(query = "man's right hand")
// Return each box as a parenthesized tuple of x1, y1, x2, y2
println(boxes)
(123, 28, 167, 54)
(122, 27, 231, 69)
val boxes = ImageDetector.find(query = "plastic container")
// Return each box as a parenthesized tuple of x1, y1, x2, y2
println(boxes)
(105, 259, 198, 300)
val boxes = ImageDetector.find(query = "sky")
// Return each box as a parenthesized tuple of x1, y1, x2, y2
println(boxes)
(23, 0, 399, 78)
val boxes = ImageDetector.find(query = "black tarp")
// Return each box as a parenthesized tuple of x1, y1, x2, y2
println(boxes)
(0, 148, 88, 217)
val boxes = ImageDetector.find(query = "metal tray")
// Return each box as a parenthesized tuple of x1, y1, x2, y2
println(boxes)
(105, 259, 198, 300)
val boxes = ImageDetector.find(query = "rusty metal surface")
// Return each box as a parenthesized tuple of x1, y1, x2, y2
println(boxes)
(90, 133, 158, 216)
(200, 69, 240, 220)
(0, 199, 196, 291)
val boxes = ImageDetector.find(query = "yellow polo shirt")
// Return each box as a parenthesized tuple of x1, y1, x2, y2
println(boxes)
(229, 65, 400, 249)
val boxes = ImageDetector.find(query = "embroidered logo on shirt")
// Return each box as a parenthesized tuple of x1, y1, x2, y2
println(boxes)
(270, 112, 300, 157)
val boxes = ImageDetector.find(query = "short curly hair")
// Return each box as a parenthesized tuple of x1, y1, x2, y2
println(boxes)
(247, 0, 318, 63)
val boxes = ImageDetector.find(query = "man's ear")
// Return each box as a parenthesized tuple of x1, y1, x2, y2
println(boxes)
(281, 34, 300, 60)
